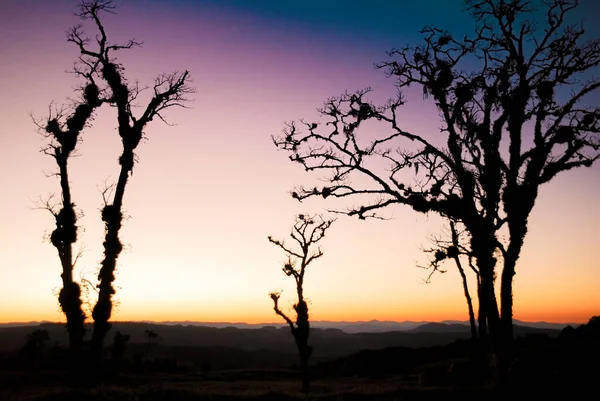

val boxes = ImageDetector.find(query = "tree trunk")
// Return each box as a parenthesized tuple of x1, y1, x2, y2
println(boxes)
(479, 268, 500, 346)
(467, 218, 501, 342)
(498, 235, 524, 386)
(60, 282, 86, 352)
(298, 345, 312, 393)
(470, 227, 500, 348)
(501, 232, 525, 347)
(500, 261, 515, 345)
(293, 299, 311, 393)
(90, 153, 130, 358)
(55, 160, 86, 353)
(453, 256, 477, 342)
(476, 277, 488, 344)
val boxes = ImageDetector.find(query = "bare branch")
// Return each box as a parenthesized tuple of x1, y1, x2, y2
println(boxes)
(269, 292, 294, 331)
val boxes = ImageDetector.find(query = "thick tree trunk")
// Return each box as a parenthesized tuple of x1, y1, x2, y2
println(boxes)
(60, 282, 86, 352)
(501, 232, 525, 347)
(476, 277, 488, 344)
(298, 345, 312, 393)
(479, 267, 500, 346)
(498, 235, 524, 386)
(479, 267, 513, 387)
(467, 218, 500, 343)
(500, 261, 515, 345)
(470, 227, 500, 347)
(471, 230, 511, 385)
(294, 299, 312, 393)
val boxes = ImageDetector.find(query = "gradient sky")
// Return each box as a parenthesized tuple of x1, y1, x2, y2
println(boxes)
(0, 0, 598, 325)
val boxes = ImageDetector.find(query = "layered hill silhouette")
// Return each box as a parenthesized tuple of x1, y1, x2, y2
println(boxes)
(1, 318, 597, 398)
(0, 321, 564, 360)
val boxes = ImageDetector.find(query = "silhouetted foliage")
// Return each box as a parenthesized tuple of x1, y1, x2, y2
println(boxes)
(19, 329, 50, 363)
(272, 0, 600, 369)
(559, 315, 600, 342)
(110, 331, 130, 361)
(268, 214, 334, 393)
(144, 329, 161, 360)
(34, 0, 194, 360)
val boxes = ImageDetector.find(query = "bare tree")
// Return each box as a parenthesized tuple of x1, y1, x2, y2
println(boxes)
(420, 221, 480, 342)
(34, 0, 193, 359)
(273, 0, 599, 361)
(64, 0, 194, 357)
(34, 58, 106, 352)
(268, 214, 334, 393)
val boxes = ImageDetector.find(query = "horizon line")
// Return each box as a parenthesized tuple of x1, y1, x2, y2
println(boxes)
(0, 318, 585, 327)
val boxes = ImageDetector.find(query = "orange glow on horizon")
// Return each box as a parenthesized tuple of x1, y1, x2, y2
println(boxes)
(1, 300, 595, 325)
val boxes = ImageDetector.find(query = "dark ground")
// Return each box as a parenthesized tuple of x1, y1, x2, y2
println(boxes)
(1, 317, 597, 400)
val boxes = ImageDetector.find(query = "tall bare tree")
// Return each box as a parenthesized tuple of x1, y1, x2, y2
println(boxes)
(36, 64, 106, 353)
(268, 214, 334, 393)
(273, 0, 599, 358)
(36, 0, 193, 358)
(65, 0, 194, 357)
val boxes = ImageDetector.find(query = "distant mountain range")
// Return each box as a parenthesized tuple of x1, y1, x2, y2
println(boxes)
(0, 321, 567, 358)
(0, 319, 579, 332)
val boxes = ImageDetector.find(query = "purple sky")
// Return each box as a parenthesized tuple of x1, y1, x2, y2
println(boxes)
(0, 0, 598, 324)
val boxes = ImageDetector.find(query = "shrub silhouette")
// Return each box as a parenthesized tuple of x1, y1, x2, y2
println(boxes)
(19, 329, 50, 366)
(110, 331, 130, 361)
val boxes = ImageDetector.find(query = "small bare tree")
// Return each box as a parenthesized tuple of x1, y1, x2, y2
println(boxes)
(268, 214, 334, 393)
(420, 221, 481, 342)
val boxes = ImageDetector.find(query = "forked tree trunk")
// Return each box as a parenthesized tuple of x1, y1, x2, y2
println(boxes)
(470, 228, 500, 348)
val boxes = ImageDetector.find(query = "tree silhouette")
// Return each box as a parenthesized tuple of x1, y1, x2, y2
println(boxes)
(20, 329, 51, 361)
(110, 331, 130, 361)
(35, 0, 193, 359)
(268, 214, 334, 393)
(143, 329, 161, 361)
(65, 1, 194, 357)
(35, 55, 107, 353)
(273, 0, 599, 361)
